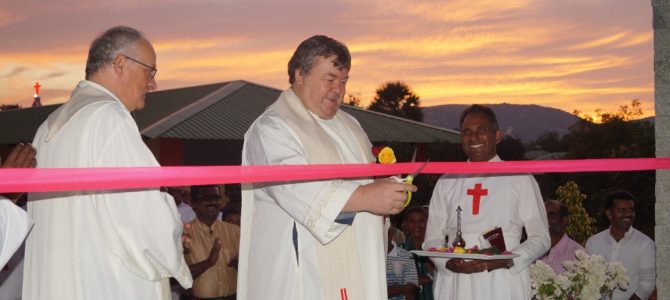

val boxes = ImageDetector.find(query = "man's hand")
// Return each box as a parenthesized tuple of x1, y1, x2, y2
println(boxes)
(206, 237, 222, 266)
(2, 143, 37, 169)
(187, 236, 223, 279)
(182, 223, 192, 255)
(228, 255, 239, 269)
(446, 258, 512, 274)
(346, 178, 417, 215)
(1, 143, 37, 202)
(445, 258, 489, 274)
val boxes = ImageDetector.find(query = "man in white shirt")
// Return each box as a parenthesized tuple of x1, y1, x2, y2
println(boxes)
(586, 191, 655, 300)
(168, 186, 197, 223)
(25, 26, 191, 300)
(423, 104, 550, 300)
(238, 35, 417, 300)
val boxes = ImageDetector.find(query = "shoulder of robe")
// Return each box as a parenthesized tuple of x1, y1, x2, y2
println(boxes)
(254, 110, 287, 129)
(336, 110, 357, 122)
(249, 110, 299, 145)
(79, 100, 129, 122)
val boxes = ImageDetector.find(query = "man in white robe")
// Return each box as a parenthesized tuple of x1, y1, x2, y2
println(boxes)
(0, 143, 36, 300)
(423, 104, 550, 300)
(0, 198, 30, 270)
(24, 26, 192, 300)
(238, 35, 417, 300)
(0, 143, 35, 269)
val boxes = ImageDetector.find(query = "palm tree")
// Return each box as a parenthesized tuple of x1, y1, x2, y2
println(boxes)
(368, 81, 423, 122)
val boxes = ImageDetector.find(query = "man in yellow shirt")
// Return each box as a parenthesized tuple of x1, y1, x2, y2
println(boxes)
(184, 185, 240, 300)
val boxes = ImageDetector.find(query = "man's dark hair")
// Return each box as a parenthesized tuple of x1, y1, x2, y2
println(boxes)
(85, 26, 144, 79)
(400, 205, 428, 226)
(459, 104, 499, 131)
(190, 185, 220, 203)
(287, 35, 351, 84)
(545, 199, 569, 218)
(221, 207, 241, 219)
(604, 190, 636, 210)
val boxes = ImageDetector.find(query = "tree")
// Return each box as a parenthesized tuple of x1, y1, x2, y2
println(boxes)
(367, 81, 423, 122)
(497, 136, 525, 161)
(532, 131, 566, 153)
(0, 104, 21, 111)
(564, 100, 653, 159)
(556, 181, 596, 245)
(343, 93, 362, 107)
(548, 100, 655, 237)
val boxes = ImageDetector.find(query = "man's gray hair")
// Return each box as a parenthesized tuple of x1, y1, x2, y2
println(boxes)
(287, 35, 351, 85)
(85, 26, 144, 79)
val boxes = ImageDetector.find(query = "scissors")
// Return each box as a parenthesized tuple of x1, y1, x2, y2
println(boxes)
(400, 159, 430, 208)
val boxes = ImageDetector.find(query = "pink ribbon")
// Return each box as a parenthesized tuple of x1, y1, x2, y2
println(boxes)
(1, 158, 669, 193)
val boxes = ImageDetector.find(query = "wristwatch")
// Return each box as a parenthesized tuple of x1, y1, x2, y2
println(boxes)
(504, 260, 515, 269)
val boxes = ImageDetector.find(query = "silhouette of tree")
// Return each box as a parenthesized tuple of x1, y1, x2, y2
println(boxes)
(532, 131, 566, 152)
(343, 93, 362, 107)
(538, 100, 655, 238)
(367, 81, 423, 122)
(0, 104, 21, 111)
(564, 100, 653, 159)
(497, 136, 525, 161)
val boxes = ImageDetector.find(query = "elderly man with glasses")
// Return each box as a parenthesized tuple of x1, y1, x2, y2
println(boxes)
(24, 26, 191, 300)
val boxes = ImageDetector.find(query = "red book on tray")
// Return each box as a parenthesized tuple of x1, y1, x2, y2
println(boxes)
(482, 227, 506, 252)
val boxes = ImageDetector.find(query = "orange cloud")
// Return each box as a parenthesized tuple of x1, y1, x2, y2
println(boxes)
(0, 0, 653, 121)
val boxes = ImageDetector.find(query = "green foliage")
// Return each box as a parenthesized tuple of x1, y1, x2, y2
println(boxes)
(555, 181, 596, 245)
(535, 100, 655, 237)
(367, 81, 423, 121)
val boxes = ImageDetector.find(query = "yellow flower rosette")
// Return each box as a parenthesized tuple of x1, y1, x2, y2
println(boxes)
(377, 146, 396, 164)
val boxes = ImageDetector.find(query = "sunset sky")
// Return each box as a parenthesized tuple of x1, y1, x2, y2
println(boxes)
(0, 0, 654, 118)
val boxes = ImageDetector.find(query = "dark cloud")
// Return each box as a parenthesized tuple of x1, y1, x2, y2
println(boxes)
(44, 71, 65, 79)
(3, 66, 29, 78)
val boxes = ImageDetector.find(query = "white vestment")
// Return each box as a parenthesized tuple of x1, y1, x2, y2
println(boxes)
(25, 80, 192, 300)
(0, 196, 31, 268)
(0, 198, 29, 300)
(423, 156, 550, 300)
(238, 88, 387, 300)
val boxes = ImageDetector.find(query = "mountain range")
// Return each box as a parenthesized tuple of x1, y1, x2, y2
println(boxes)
(422, 104, 580, 143)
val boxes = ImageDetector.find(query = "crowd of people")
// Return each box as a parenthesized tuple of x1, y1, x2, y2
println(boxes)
(0, 25, 659, 300)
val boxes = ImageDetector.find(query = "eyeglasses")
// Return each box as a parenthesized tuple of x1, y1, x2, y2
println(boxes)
(122, 55, 157, 79)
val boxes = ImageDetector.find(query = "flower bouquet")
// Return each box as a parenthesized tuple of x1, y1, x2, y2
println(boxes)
(530, 250, 629, 300)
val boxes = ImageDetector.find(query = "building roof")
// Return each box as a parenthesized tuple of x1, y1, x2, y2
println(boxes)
(0, 80, 459, 144)
(0, 104, 59, 145)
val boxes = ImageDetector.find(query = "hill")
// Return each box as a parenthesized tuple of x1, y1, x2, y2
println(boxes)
(422, 103, 579, 143)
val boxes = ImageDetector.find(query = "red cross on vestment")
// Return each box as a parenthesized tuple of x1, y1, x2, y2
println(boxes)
(466, 183, 488, 215)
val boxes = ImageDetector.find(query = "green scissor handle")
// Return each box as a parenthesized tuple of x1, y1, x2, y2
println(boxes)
(400, 160, 429, 208)
(403, 175, 415, 208)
